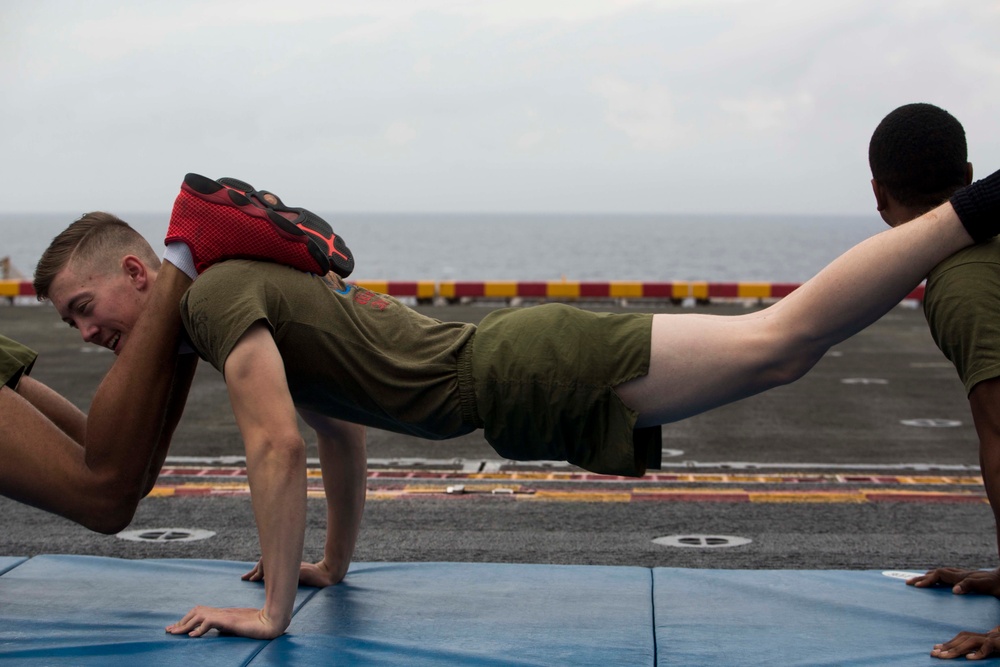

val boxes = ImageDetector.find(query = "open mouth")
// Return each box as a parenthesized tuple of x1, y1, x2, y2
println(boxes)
(108, 333, 121, 353)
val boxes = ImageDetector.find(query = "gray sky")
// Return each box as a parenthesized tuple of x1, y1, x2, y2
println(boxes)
(2, 0, 998, 215)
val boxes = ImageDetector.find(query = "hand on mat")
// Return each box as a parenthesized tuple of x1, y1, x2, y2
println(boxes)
(243, 557, 344, 588)
(931, 626, 1000, 660)
(166, 605, 286, 639)
(908, 567, 1000, 597)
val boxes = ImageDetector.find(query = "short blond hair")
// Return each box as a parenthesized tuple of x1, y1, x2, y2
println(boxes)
(34, 212, 160, 300)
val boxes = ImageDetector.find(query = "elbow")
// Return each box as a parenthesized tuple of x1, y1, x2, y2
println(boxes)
(88, 511, 136, 536)
(755, 337, 827, 389)
(765, 356, 817, 388)
(78, 493, 141, 535)
(751, 317, 829, 390)
(79, 475, 145, 534)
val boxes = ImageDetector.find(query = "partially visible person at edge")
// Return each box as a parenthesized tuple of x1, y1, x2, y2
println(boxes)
(867, 103, 1000, 661)
(0, 180, 351, 535)
(0, 216, 200, 534)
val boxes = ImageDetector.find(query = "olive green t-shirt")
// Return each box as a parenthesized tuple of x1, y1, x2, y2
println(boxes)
(0, 334, 37, 389)
(180, 260, 477, 440)
(923, 239, 1000, 394)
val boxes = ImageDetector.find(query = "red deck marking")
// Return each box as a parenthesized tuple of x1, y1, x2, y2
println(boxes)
(154, 466, 983, 486)
(864, 492, 988, 504)
(632, 492, 751, 502)
(151, 468, 987, 504)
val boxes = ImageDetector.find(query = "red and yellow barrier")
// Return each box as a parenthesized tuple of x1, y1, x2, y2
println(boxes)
(0, 279, 927, 303)
(352, 280, 436, 301)
(438, 281, 692, 300)
(0, 280, 35, 298)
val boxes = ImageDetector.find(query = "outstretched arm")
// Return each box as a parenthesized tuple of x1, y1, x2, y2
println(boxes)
(970, 378, 1000, 566)
(908, 378, 1000, 597)
(0, 262, 194, 533)
(168, 322, 305, 639)
(906, 379, 1000, 657)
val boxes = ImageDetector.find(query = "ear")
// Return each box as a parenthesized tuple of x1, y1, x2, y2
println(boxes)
(121, 255, 151, 290)
(871, 178, 889, 212)
(966, 162, 974, 185)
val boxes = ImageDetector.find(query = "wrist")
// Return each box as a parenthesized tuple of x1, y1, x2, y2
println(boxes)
(260, 605, 292, 634)
(319, 557, 349, 584)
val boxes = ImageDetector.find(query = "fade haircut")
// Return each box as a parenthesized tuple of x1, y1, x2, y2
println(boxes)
(869, 103, 968, 210)
(33, 212, 160, 300)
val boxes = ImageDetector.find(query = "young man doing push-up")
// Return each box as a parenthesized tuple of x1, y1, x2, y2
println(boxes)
(35, 168, 1000, 639)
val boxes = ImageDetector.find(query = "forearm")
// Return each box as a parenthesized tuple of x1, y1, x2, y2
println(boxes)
(969, 381, 1000, 560)
(318, 424, 367, 581)
(141, 353, 198, 497)
(84, 263, 193, 484)
(16, 377, 86, 442)
(981, 444, 1000, 561)
(225, 324, 308, 632)
(246, 436, 307, 631)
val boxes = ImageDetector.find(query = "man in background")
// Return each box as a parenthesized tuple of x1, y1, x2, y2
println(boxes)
(869, 102, 1000, 660)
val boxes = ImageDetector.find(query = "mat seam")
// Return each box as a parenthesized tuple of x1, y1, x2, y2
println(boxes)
(649, 568, 657, 666)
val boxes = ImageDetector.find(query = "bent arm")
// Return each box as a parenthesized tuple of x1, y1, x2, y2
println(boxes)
(140, 352, 198, 497)
(1, 263, 195, 532)
(82, 263, 194, 488)
(298, 410, 367, 585)
(15, 376, 87, 442)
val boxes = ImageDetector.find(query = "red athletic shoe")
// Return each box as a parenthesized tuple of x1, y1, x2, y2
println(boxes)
(165, 173, 355, 277)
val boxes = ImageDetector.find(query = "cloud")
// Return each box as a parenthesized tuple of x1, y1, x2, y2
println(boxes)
(383, 121, 418, 147)
(720, 92, 815, 133)
(2, 0, 999, 215)
(590, 77, 687, 152)
(515, 129, 545, 152)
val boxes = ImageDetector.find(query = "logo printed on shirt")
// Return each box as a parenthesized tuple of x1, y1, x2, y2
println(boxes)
(322, 276, 390, 311)
(352, 287, 390, 311)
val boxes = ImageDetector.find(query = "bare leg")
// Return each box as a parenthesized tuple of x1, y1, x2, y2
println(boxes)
(0, 262, 194, 533)
(616, 202, 972, 425)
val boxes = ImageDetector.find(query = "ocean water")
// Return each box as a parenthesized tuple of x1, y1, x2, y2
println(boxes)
(0, 212, 881, 284)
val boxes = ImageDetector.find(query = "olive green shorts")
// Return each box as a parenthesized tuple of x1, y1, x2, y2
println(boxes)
(465, 304, 660, 477)
(0, 334, 37, 390)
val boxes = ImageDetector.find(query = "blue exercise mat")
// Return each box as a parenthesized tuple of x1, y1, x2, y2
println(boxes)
(653, 568, 1000, 666)
(254, 561, 655, 666)
(2, 556, 999, 665)
(0, 557, 26, 576)
(0, 554, 317, 666)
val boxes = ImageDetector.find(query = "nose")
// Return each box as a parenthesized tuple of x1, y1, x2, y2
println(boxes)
(80, 322, 101, 344)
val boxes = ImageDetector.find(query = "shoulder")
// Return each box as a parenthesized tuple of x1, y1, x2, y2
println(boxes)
(187, 259, 268, 292)
(923, 239, 1000, 348)
(925, 240, 1000, 314)
(182, 260, 310, 308)
(928, 238, 1000, 282)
